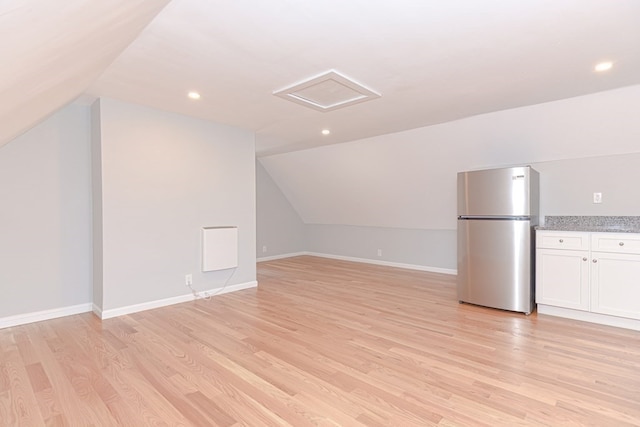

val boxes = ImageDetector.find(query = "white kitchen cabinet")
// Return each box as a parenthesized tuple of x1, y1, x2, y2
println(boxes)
(536, 230, 640, 330)
(536, 248, 590, 310)
(590, 233, 640, 320)
(536, 231, 590, 311)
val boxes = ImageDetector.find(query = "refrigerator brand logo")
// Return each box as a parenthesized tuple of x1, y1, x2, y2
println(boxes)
(512, 175, 525, 180)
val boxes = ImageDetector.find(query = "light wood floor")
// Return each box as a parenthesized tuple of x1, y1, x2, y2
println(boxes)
(1, 256, 639, 426)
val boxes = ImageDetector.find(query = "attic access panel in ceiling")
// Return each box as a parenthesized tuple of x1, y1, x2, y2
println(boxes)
(274, 70, 381, 112)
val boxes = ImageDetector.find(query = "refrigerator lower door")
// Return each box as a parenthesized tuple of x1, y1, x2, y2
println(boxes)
(457, 218, 533, 314)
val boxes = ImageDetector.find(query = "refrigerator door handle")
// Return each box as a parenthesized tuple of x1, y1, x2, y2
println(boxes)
(458, 216, 531, 221)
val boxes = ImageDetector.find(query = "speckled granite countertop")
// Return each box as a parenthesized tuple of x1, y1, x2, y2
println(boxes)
(536, 216, 640, 233)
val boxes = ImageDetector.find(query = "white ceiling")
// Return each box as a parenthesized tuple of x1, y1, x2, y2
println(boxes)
(0, 0, 170, 148)
(3, 0, 640, 156)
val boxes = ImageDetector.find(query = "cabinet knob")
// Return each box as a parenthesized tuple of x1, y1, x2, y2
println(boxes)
(583, 257, 588, 261)
(619, 242, 625, 246)
(559, 239, 564, 243)
(593, 259, 598, 263)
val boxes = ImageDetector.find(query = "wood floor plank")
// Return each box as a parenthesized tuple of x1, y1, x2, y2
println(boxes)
(0, 357, 45, 426)
(1, 255, 639, 425)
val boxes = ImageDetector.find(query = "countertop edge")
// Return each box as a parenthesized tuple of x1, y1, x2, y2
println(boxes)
(535, 226, 640, 233)
(538, 216, 640, 233)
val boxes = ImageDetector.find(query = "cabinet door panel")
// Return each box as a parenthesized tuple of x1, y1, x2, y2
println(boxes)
(591, 252, 640, 320)
(536, 249, 589, 310)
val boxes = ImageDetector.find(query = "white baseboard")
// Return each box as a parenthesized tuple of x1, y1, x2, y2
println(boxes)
(0, 282, 258, 328)
(537, 304, 640, 331)
(264, 251, 457, 275)
(0, 303, 93, 330)
(257, 252, 307, 262)
(92, 303, 103, 319)
(98, 280, 258, 320)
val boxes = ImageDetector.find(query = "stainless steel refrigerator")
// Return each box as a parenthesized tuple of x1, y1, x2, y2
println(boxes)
(457, 166, 539, 314)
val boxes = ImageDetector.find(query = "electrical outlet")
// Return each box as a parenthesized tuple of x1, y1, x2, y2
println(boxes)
(377, 249, 382, 257)
(262, 245, 267, 253)
(593, 192, 602, 204)
(185, 274, 193, 286)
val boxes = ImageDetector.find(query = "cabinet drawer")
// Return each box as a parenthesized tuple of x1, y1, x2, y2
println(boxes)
(591, 233, 640, 255)
(537, 231, 589, 250)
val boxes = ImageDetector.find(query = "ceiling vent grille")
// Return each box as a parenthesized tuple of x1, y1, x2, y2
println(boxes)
(273, 70, 380, 112)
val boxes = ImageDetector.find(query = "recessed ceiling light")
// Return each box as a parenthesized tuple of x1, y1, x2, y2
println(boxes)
(594, 61, 613, 72)
(321, 129, 331, 136)
(187, 91, 201, 100)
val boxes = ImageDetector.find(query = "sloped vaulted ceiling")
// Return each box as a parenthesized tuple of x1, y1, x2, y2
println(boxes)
(0, 0, 170, 148)
(2, 1, 640, 154)
(85, 0, 640, 156)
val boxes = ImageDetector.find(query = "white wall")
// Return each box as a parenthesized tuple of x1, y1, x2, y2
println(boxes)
(91, 101, 104, 310)
(93, 98, 256, 313)
(0, 104, 93, 318)
(534, 153, 640, 218)
(260, 85, 640, 269)
(256, 161, 305, 259)
(305, 225, 456, 271)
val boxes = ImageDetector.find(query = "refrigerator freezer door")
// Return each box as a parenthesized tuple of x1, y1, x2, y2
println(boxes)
(458, 166, 536, 217)
(457, 218, 533, 313)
